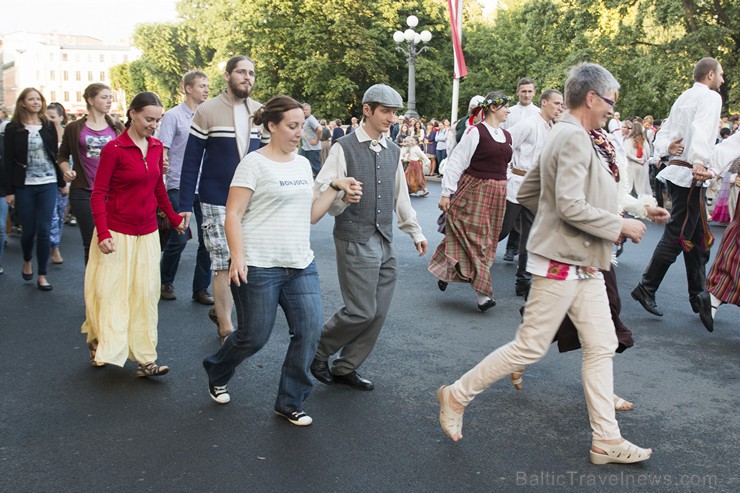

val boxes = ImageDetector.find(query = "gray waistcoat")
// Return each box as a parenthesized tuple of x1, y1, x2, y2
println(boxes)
(334, 134, 399, 243)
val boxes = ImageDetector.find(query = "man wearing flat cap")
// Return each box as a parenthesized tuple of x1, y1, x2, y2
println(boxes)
(310, 84, 428, 390)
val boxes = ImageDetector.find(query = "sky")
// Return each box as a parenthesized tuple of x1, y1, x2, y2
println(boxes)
(0, 0, 495, 44)
(0, 0, 180, 44)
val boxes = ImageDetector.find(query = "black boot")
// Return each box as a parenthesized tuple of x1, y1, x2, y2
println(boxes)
(631, 259, 671, 316)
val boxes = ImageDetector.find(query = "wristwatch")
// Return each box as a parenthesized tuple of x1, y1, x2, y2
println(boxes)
(329, 181, 342, 191)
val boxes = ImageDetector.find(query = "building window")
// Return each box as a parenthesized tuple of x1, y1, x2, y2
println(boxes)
(88, 71, 93, 81)
(76, 71, 81, 81)
(87, 53, 93, 62)
(100, 54, 105, 62)
(62, 53, 68, 61)
(50, 70, 55, 81)
(49, 53, 54, 62)
(63, 71, 69, 81)
(76, 92, 82, 102)
(75, 53, 80, 62)
(64, 91, 69, 101)
(50, 91, 56, 101)
(100, 71, 106, 81)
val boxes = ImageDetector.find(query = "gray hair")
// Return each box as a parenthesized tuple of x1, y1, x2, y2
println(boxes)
(564, 63, 619, 109)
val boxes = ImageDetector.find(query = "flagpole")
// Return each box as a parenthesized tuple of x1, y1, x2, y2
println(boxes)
(450, 0, 463, 125)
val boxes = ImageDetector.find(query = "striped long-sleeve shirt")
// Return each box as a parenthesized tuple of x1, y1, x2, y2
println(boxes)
(179, 92, 268, 211)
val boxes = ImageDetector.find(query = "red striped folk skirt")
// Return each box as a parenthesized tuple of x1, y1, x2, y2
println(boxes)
(428, 174, 507, 297)
(405, 160, 427, 193)
(707, 199, 740, 306)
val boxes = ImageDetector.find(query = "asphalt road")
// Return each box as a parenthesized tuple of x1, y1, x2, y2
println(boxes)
(1, 180, 738, 492)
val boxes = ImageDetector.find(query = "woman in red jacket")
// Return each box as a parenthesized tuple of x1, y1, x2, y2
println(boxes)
(82, 92, 185, 376)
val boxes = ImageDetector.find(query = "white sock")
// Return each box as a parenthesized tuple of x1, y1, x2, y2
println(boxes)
(476, 293, 491, 305)
(710, 293, 722, 318)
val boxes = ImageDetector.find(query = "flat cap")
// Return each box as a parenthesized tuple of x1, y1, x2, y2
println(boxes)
(363, 84, 404, 108)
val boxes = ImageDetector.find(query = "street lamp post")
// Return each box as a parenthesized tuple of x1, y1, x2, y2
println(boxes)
(393, 15, 432, 120)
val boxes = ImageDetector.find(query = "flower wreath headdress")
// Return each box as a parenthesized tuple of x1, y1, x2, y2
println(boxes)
(468, 95, 511, 126)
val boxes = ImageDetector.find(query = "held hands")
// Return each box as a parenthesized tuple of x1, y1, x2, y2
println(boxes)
(174, 217, 187, 235)
(229, 257, 248, 287)
(162, 155, 170, 174)
(5, 194, 15, 207)
(438, 196, 450, 212)
(645, 206, 670, 224)
(180, 212, 192, 229)
(667, 138, 684, 156)
(99, 238, 116, 254)
(692, 164, 712, 181)
(620, 218, 647, 244)
(60, 185, 70, 197)
(63, 169, 77, 182)
(335, 178, 363, 204)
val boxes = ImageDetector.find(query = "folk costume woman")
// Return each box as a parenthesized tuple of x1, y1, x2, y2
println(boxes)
(428, 91, 512, 311)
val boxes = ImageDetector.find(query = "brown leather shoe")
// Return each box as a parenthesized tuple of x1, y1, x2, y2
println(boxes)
(192, 289, 214, 305)
(160, 283, 176, 300)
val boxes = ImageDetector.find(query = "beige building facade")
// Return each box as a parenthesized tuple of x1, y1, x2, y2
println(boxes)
(1, 31, 138, 116)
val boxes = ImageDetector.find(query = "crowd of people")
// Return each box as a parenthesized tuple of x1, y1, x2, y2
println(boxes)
(2, 53, 738, 465)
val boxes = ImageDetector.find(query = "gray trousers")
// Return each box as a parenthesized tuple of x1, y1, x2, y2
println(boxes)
(316, 232, 397, 375)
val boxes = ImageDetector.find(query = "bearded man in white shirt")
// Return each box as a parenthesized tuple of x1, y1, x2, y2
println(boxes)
(498, 89, 564, 297)
(631, 57, 724, 318)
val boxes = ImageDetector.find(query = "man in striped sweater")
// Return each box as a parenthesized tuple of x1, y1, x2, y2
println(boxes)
(179, 55, 268, 342)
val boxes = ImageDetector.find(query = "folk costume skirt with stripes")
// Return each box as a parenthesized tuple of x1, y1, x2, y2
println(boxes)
(428, 174, 507, 297)
(405, 159, 427, 194)
(706, 199, 740, 306)
(81, 229, 161, 367)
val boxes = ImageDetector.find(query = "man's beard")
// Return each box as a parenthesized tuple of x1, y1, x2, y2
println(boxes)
(229, 82, 251, 99)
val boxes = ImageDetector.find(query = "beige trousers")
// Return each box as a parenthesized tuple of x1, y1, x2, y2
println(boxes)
(82, 230, 161, 367)
(451, 275, 621, 440)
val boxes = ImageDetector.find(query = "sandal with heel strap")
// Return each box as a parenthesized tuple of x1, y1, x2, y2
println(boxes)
(590, 439, 652, 465)
(437, 385, 464, 441)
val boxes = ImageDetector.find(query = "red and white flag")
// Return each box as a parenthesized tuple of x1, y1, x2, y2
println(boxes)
(448, 0, 468, 79)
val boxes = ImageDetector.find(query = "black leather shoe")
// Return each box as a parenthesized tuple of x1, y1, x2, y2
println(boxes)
(437, 279, 448, 292)
(333, 371, 374, 390)
(695, 291, 714, 333)
(478, 298, 496, 312)
(515, 284, 530, 298)
(193, 289, 215, 305)
(630, 284, 663, 316)
(310, 358, 334, 385)
(689, 295, 700, 314)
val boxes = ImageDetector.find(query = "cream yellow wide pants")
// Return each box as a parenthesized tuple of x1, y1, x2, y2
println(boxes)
(451, 275, 621, 440)
(82, 230, 161, 367)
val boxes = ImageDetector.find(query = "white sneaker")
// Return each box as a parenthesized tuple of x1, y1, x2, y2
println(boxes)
(208, 384, 230, 404)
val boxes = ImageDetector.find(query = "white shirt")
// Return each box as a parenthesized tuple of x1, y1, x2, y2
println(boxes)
(230, 151, 314, 269)
(655, 82, 723, 188)
(502, 103, 540, 130)
(506, 113, 552, 203)
(709, 131, 740, 177)
(402, 145, 430, 166)
(234, 104, 249, 159)
(441, 122, 508, 197)
(313, 125, 426, 245)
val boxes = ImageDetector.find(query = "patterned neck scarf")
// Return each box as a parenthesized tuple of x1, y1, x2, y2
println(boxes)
(589, 128, 619, 182)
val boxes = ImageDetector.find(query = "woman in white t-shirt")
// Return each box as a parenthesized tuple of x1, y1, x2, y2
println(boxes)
(202, 96, 361, 426)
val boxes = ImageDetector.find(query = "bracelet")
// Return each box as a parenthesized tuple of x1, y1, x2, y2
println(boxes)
(329, 181, 341, 192)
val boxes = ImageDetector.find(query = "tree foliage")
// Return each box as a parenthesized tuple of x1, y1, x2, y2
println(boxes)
(109, 0, 735, 121)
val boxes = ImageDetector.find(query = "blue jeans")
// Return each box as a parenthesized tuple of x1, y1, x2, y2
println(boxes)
(14, 183, 57, 275)
(203, 261, 323, 413)
(50, 189, 69, 247)
(300, 149, 322, 176)
(0, 198, 8, 267)
(160, 190, 211, 294)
